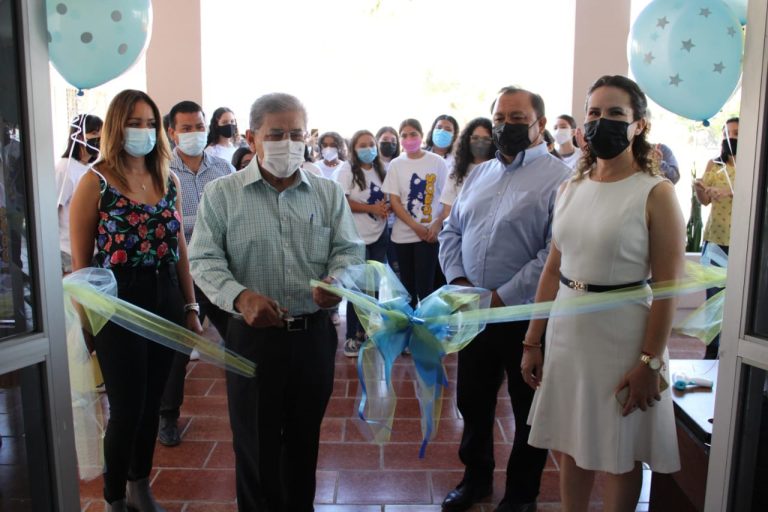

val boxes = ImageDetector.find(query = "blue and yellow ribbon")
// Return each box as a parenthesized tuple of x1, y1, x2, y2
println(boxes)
(312, 257, 727, 457)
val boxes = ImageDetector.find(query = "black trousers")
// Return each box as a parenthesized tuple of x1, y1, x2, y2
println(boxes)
(225, 311, 337, 512)
(703, 242, 729, 360)
(160, 285, 230, 421)
(395, 241, 439, 308)
(94, 265, 181, 503)
(456, 320, 548, 504)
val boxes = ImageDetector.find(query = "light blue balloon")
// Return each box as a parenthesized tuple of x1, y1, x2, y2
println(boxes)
(629, 0, 743, 123)
(46, 0, 152, 91)
(723, 0, 747, 25)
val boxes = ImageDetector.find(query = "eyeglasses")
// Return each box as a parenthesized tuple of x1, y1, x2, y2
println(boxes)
(263, 129, 307, 142)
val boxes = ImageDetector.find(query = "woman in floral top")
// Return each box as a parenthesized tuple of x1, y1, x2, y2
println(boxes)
(70, 89, 201, 512)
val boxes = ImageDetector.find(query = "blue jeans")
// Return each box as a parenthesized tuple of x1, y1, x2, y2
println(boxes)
(346, 229, 389, 339)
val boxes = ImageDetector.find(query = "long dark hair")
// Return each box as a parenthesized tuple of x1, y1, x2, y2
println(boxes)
(574, 75, 655, 181)
(452, 117, 494, 186)
(543, 129, 563, 160)
(61, 114, 103, 158)
(349, 130, 386, 191)
(425, 114, 459, 155)
(206, 107, 239, 147)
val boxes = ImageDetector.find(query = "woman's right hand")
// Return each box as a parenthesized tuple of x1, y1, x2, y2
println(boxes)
(521, 346, 544, 389)
(371, 200, 388, 219)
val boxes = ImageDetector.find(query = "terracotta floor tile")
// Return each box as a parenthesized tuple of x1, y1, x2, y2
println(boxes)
(79, 475, 104, 500)
(205, 441, 235, 469)
(429, 471, 466, 504)
(318, 443, 381, 470)
(336, 471, 430, 504)
(332, 379, 348, 397)
(383, 443, 461, 470)
(187, 362, 227, 379)
(151, 469, 235, 501)
(184, 503, 238, 512)
(207, 379, 228, 397)
(153, 440, 215, 469)
(184, 378, 215, 397)
(321, 418, 345, 442)
(325, 397, 359, 418)
(315, 470, 339, 504)
(346, 379, 416, 399)
(181, 395, 229, 416)
(184, 415, 233, 442)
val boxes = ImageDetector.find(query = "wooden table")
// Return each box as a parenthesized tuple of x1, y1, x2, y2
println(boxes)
(650, 359, 719, 512)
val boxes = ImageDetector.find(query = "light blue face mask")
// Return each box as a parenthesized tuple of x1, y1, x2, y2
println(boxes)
(124, 127, 157, 157)
(356, 146, 378, 164)
(432, 128, 453, 149)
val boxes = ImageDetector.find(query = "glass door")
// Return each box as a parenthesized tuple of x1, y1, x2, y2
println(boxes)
(0, 0, 80, 510)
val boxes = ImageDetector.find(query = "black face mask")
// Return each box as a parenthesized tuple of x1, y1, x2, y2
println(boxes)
(85, 137, 100, 157)
(584, 118, 632, 160)
(470, 140, 493, 160)
(722, 137, 737, 157)
(493, 121, 536, 157)
(217, 124, 236, 138)
(379, 141, 397, 158)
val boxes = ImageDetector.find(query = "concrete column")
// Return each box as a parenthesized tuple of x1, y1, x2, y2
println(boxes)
(145, 0, 202, 114)
(571, 0, 632, 124)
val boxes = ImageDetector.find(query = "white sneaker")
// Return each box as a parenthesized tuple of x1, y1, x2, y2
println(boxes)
(343, 338, 363, 357)
(190, 349, 200, 361)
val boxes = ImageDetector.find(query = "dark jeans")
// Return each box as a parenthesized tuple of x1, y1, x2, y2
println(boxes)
(703, 242, 729, 360)
(395, 240, 439, 309)
(346, 229, 389, 339)
(456, 320, 548, 504)
(225, 311, 337, 512)
(94, 265, 182, 503)
(160, 284, 230, 421)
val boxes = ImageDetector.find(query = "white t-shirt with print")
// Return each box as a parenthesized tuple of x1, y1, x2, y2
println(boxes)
(441, 162, 479, 206)
(315, 159, 350, 180)
(382, 151, 448, 244)
(336, 166, 387, 245)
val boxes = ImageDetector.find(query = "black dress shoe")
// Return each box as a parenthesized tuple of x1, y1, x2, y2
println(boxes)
(493, 501, 537, 512)
(442, 482, 493, 512)
(158, 418, 181, 447)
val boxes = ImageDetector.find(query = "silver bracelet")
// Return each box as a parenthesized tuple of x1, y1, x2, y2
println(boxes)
(184, 303, 200, 314)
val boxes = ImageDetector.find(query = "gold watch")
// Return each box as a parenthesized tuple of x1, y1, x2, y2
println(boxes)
(640, 352, 663, 371)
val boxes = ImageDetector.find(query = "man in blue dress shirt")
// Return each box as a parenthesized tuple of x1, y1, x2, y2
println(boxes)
(439, 86, 572, 512)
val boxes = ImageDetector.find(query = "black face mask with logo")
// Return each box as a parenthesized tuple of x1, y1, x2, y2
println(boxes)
(584, 118, 632, 160)
(493, 121, 537, 157)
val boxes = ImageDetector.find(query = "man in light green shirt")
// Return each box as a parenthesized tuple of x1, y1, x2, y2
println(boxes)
(188, 93, 363, 511)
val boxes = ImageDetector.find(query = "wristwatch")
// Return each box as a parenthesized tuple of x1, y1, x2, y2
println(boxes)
(640, 352, 663, 371)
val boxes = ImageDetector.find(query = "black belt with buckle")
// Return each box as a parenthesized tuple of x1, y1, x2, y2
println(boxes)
(559, 273, 648, 293)
(231, 311, 322, 331)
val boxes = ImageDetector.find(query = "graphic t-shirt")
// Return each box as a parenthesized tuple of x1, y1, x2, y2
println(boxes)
(382, 151, 448, 243)
(336, 166, 387, 245)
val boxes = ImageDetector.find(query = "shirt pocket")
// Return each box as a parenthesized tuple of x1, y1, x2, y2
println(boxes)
(308, 224, 332, 264)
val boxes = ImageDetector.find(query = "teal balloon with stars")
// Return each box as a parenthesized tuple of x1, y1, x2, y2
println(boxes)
(46, 0, 152, 92)
(723, 0, 747, 25)
(629, 0, 743, 124)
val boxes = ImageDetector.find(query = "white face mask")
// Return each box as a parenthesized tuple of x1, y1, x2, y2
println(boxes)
(554, 127, 573, 146)
(261, 139, 305, 178)
(176, 131, 207, 156)
(321, 147, 338, 162)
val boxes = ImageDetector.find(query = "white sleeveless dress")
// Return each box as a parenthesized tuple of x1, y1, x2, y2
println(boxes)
(527, 172, 681, 474)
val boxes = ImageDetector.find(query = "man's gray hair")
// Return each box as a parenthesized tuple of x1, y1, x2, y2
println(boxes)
(249, 93, 308, 131)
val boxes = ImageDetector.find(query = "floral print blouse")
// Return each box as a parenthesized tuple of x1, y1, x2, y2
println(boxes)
(92, 172, 181, 268)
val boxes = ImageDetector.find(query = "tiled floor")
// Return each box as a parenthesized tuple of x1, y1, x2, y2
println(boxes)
(76, 311, 706, 512)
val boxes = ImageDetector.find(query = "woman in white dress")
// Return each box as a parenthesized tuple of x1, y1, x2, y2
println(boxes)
(521, 75, 684, 511)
